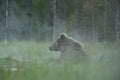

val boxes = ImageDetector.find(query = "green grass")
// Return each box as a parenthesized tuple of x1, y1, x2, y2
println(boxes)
(0, 41, 120, 80)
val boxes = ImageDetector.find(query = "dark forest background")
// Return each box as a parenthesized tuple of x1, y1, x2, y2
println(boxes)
(0, 0, 120, 42)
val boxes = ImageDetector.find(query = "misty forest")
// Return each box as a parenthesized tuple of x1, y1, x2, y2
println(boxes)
(0, 0, 120, 80)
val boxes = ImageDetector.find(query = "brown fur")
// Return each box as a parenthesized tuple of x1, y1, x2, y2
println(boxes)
(49, 33, 86, 62)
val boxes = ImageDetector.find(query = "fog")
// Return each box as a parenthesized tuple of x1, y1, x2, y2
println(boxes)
(0, 0, 119, 42)
(0, 0, 120, 80)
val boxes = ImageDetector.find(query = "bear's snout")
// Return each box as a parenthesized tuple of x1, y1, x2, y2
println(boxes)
(49, 46, 59, 51)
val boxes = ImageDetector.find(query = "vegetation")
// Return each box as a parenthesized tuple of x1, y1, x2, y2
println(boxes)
(0, 41, 120, 80)
(0, 0, 120, 41)
(0, 0, 120, 80)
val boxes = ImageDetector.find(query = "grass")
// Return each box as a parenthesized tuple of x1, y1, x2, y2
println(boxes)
(0, 41, 120, 80)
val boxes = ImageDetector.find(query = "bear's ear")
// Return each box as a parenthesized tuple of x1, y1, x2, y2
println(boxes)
(60, 33, 67, 40)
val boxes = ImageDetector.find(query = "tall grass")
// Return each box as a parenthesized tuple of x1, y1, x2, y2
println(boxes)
(0, 41, 120, 80)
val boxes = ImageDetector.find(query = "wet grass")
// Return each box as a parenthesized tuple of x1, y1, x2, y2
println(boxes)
(0, 41, 120, 80)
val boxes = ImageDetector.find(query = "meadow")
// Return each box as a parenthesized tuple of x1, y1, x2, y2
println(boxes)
(0, 41, 120, 80)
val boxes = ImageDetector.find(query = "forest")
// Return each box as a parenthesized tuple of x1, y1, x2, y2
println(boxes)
(0, 0, 120, 80)
(0, 0, 120, 42)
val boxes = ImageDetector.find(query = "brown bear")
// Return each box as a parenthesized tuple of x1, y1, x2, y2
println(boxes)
(49, 33, 86, 62)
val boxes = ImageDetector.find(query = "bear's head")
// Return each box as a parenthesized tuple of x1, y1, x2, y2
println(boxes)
(49, 33, 81, 53)
(49, 33, 67, 53)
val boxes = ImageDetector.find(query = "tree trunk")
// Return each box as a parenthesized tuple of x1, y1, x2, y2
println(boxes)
(92, 1, 97, 42)
(52, 0, 57, 40)
(5, 0, 9, 44)
(24, 0, 33, 39)
(115, 0, 120, 41)
(103, 0, 107, 41)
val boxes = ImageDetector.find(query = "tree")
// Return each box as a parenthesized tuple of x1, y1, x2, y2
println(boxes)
(5, 0, 9, 44)
(115, 0, 120, 41)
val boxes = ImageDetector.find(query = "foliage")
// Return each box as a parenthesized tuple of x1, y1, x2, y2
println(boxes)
(0, 0, 120, 41)
(0, 41, 120, 80)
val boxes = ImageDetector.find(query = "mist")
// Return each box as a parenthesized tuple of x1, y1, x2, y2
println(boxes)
(0, 0, 120, 80)
(0, 0, 120, 42)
